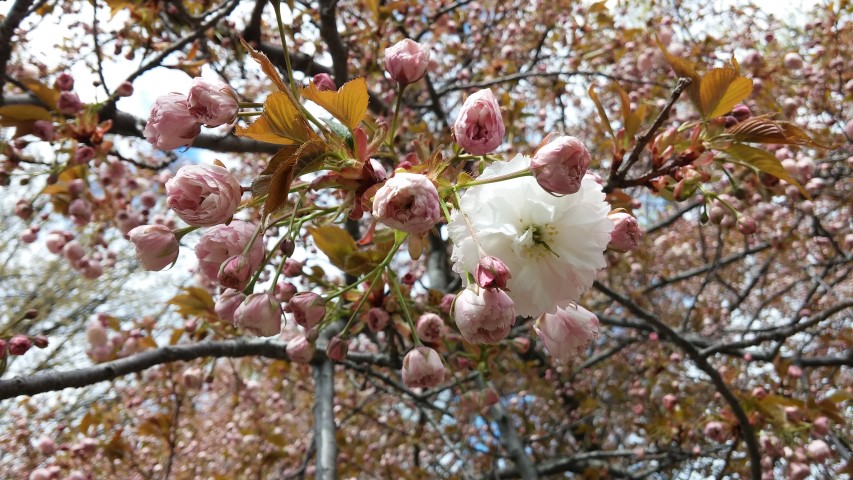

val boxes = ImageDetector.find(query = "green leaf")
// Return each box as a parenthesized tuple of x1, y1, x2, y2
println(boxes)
(724, 143, 809, 198)
(167, 287, 215, 318)
(700, 64, 753, 119)
(307, 225, 357, 271)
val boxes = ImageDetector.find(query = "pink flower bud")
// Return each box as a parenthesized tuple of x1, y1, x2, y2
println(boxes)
(282, 258, 303, 277)
(737, 216, 757, 235)
(57, 91, 83, 115)
(439, 293, 455, 314)
(662, 394, 677, 411)
(73, 145, 95, 165)
(415, 313, 444, 343)
(326, 336, 349, 362)
(372, 173, 441, 235)
(453, 286, 516, 344)
(783, 52, 804, 70)
(365, 307, 390, 332)
(116, 81, 134, 97)
(128, 225, 179, 271)
(703, 421, 725, 442)
(32, 335, 48, 348)
(289, 292, 326, 329)
(608, 212, 642, 251)
(187, 78, 239, 127)
(530, 136, 591, 195)
(21, 229, 37, 243)
(234, 293, 282, 337)
(45, 232, 66, 254)
(402, 346, 446, 389)
(845, 119, 853, 140)
(806, 439, 831, 463)
(195, 221, 265, 283)
(166, 164, 243, 227)
(275, 282, 297, 302)
(286, 335, 315, 364)
(312, 73, 336, 91)
(68, 199, 92, 226)
(787, 364, 803, 379)
(481, 388, 500, 407)
(144, 93, 201, 150)
(215, 289, 245, 324)
(54, 72, 74, 91)
(8, 335, 32, 355)
(86, 319, 108, 346)
(182, 367, 203, 389)
(475, 255, 511, 290)
(452, 88, 504, 155)
(535, 305, 599, 362)
(788, 462, 810, 480)
(63, 240, 85, 262)
(732, 104, 751, 122)
(32, 120, 55, 141)
(29, 468, 51, 480)
(35, 436, 56, 455)
(139, 190, 157, 209)
(813, 416, 830, 435)
(384, 38, 430, 85)
(785, 406, 801, 422)
(217, 255, 252, 290)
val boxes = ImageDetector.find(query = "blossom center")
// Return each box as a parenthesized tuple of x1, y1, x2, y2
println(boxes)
(513, 223, 559, 260)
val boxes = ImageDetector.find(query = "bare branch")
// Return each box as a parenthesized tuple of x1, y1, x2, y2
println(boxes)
(593, 280, 763, 480)
(477, 374, 539, 480)
(0, 0, 35, 104)
(312, 358, 337, 480)
(0, 339, 387, 401)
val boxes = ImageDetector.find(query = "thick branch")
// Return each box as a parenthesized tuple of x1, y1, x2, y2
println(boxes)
(0, 0, 35, 104)
(312, 359, 337, 479)
(593, 281, 762, 480)
(477, 375, 539, 480)
(0, 339, 388, 401)
(318, 0, 348, 85)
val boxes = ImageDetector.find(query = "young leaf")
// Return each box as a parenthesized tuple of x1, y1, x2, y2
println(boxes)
(306, 225, 358, 271)
(236, 92, 314, 145)
(264, 139, 325, 215)
(167, 287, 215, 318)
(302, 78, 369, 131)
(700, 65, 753, 119)
(0, 104, 52, 123)
(239, 36, 289, 93)
(588, 86, 615, 140)
(656, 39, 701, 110)
(724, 143, 809, 198)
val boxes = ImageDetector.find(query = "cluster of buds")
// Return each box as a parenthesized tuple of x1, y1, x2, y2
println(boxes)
(1, 332, 48, 358)
(144, 78, 239, 150)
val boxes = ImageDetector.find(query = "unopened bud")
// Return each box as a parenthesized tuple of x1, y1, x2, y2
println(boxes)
(326, 336, 349, 362)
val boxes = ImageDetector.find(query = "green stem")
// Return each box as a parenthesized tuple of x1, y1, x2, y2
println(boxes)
(324, 234, 405, 301)
(236, 111, 262, 117)
(339, 271, 383, 338)
(388, 267, 421, 346)
(388, 84, 406, 150)
(238, 102, 264, 108)
(455, 168, 532, 190)
(270, 0, 298, 99)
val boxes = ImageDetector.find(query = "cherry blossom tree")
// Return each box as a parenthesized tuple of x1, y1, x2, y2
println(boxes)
(0, 0, 850, 479)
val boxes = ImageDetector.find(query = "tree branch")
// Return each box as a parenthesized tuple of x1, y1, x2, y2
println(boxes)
(593, 280, 763, 480)
(0, 0, 35, 104)
(605, 77, 691, 193)
(312, 358, 337, 479)
(0, 339, 386, 401)
(477, 375, 539, 480)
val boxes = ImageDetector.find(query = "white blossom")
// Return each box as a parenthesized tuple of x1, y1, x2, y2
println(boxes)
(448, 154, 613, 317)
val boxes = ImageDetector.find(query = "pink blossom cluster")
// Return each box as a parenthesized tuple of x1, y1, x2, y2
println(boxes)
(144, 78, 239, 150)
